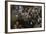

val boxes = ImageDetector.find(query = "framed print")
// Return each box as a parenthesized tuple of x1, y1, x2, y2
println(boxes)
(5, 1, 45, 33)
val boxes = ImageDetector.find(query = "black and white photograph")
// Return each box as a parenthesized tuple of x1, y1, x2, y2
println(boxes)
(11, 5, 42, 29)
(5, 1, 45, 33)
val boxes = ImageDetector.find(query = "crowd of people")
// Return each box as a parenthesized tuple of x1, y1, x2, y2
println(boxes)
(11, 5, 42, 29)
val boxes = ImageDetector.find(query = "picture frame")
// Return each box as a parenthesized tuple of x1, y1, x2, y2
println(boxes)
(5, 1, 45, 33)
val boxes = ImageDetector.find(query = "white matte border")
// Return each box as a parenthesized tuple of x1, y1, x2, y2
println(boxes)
(7, 2, 44, 32)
